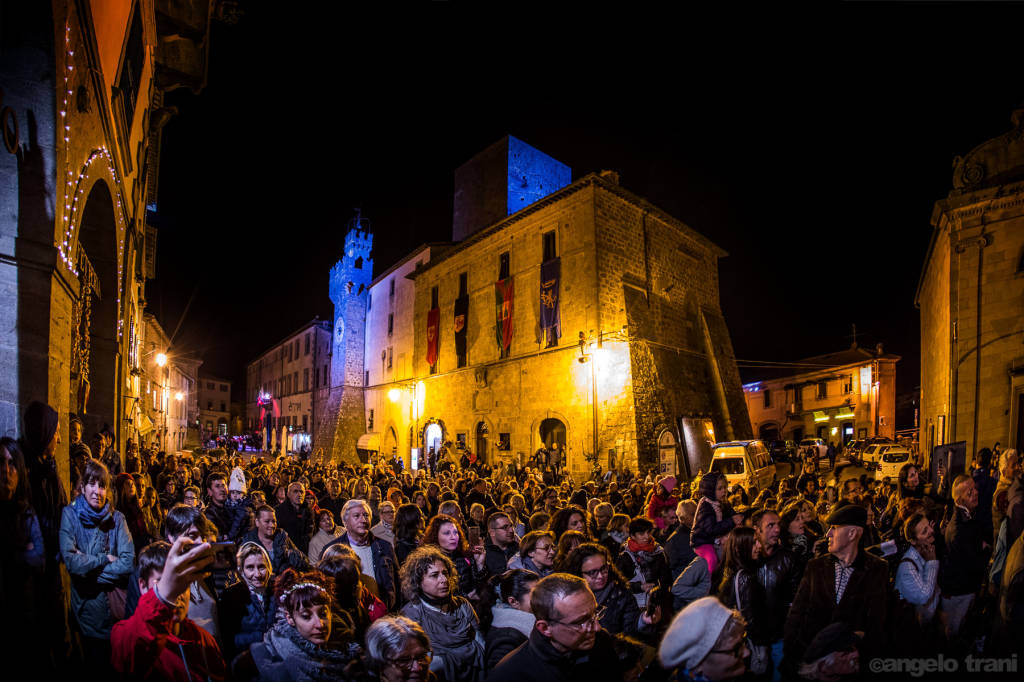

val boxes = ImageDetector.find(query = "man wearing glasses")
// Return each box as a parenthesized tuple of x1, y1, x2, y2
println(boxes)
(489, 574, 623, 682)
(484, 512, 520, 575)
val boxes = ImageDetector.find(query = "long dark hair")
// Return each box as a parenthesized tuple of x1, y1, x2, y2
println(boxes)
(549, 504, 589, 542)
(719, 526, 757, 594)
(563, 542, 628, 589)
(422, 513, 469, 555)
(476, 568, 540, 631)
(394, 503, 423, 543)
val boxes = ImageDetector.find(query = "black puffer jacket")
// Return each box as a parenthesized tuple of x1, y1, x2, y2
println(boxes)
(690, 497, 736, 548)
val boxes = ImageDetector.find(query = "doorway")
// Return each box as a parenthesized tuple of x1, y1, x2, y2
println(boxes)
(476, 422, 489, 463)
(424, 422, 443, 457)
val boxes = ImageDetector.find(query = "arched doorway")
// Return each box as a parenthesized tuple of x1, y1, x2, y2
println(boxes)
(424, 422, 443, 458)
(383, 426, 398, 458)
(539, 418, 566, 449)
(759, 423, 780, 441)
(476, 421, 489, 463)
(76, 180, 121, 455)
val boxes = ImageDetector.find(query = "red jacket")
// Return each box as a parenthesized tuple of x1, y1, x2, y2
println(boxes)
(647, 492, 679, 529)
(111, 588, 227, 681)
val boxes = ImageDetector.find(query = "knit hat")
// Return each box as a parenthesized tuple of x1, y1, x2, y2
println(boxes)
(660, 475, 677, 493)
(658, 596, 734, 671)
(229, 467, 247, 493)
(23, 400, 59, 460)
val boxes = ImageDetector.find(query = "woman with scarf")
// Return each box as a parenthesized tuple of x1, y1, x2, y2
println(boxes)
(506, 530, 556, 577)
(690, 472, 743, 574)
(615, 517, 671, 610)
(59, 458, 135, 665)
(422, 513, 488, 600)
(481, 569, 539, 669)
(248, 568, 364, 681)
(219, 542, 276, 663)
(566, 542, 660, 638)
(399, 546, 485, 682)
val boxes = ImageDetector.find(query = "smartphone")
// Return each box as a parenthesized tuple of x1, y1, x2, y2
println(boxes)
(467, 526, 481, 547)
(209, 541, 237, 571)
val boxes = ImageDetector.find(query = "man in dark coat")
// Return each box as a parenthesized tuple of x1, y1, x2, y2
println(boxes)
(322, 499, 400, 609)
(489, 574, 625, 682)
(784, 503, 888, 669)
(485, 512, 520, 575)
(274, 481, 315, 554)
(940, 475, 989, 639)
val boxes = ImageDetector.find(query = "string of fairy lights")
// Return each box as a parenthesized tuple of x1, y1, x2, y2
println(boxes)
(57, 16, 128, 340)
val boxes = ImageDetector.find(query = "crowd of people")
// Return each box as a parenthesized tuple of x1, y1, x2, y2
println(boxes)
(1, 399, 1023, 680)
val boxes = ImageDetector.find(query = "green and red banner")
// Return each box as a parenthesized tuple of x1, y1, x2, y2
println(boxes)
(495, 277, 514, 352)
(426, 307, 440, 367)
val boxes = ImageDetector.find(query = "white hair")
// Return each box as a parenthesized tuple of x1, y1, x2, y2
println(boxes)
(341, 498, 370, 519)
(1000, 449, 1018, 474)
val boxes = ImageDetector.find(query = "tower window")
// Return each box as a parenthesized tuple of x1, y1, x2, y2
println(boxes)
(543, 231, 556, 261)
(499, 252, 510, 280)
(459, 272, 468, 297)
(431, 286, 439, 308)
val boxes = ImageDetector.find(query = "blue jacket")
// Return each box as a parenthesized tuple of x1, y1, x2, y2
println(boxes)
(321, 532, 399, 609)
(59, 496, 135, 638)
(219, 580, 276, 662)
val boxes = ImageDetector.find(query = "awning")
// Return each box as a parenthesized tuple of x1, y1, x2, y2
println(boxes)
(357, 432, 380, 451)
(137, 413, 154, 436)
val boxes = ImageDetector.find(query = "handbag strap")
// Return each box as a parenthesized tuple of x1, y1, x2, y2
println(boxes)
(734, 568, 742, 610)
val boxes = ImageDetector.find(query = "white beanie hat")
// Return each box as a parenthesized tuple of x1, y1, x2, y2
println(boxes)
(229, 467, 247, 493)
(658, 596, 734, 671)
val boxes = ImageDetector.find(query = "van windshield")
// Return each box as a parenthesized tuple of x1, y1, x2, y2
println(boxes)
(714, 457, 745, 475)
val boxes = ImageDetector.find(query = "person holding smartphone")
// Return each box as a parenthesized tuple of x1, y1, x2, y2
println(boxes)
(422, 513, 488, 600)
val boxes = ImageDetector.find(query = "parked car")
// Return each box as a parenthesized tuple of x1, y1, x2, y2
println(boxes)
(767, 439, 798, 462)
(798, 438, 828, 460)
(875, 448, 913, 480)
(861, 443, 902, 469)
(711, 440, 777, 491)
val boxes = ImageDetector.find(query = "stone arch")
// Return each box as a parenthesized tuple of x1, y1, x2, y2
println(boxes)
(75, 176, 124, 455)
(758, 422, 780, 441)
(470, 416, 495, 464)
(382, 422, 399, 458)
(529, 411, 574, 454)
(656, 424, 680, 477)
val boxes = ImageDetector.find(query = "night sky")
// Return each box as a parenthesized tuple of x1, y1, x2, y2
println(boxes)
(149, 5, 1024, 409)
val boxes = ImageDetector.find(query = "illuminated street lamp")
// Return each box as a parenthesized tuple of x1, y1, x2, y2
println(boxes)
(175, 391, 184, 402)
(155, 352, 167, 367)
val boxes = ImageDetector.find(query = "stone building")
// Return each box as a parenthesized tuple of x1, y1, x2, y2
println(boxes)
(140, 312, 200, 453)
(245, 318, 332, 453)
(324, 138, 750, 478)
(742, 344, 899, 446)
(0, 1, 214, 482)
(198, 374, 231, 440)
(917, 107, 1024, 461)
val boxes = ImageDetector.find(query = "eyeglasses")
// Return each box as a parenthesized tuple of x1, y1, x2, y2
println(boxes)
(493, 524, 513, 532)
(710, 632, 748, 658)
(582, 564, 610, 579)
(388, 651, 433, 670)
(551, 605, 606, 632)
(534, 544, 556, 554)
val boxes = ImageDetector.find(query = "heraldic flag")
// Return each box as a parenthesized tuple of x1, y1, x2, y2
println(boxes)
(494, 277, 514, 351)
(426, 307, 440, 367)
(539, 258, 561, 340)
(454, 295, 469, 359)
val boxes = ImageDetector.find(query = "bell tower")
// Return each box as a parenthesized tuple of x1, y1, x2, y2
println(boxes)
(316, 212, 373, 462)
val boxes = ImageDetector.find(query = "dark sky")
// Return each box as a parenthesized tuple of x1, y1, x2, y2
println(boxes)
(150, 5, 1024, 405)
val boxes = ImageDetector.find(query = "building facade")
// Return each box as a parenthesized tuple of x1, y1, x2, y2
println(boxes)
(199, 374, 231, 440)
(140, 313, 200, 453)
(246, 318, 332, 453)
(742, 345, 899, 446)
(320, 138, 750, 478)
(917, 107, 1024, 461)
(0, 1, 214, 483)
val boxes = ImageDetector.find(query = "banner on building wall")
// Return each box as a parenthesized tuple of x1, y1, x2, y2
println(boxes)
(454, 295, 469, 360)
(494, 277, 514, 351)
(539, 258, 561, 341)
(426, 307, 440, 367)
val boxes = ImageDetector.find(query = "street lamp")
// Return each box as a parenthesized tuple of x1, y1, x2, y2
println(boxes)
(155, 352, 167, 367)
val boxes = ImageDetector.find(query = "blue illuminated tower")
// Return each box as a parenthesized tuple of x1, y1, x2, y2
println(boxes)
(316, 214, 373, 462)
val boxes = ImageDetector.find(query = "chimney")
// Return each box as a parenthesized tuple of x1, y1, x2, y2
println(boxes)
(875, 342, 884, 355)
(599, 169, 620, 185)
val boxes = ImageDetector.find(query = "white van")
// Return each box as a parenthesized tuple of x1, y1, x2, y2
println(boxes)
(711, 440, 777, 492)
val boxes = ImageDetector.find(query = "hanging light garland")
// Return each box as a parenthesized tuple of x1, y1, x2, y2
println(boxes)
(57, 16, 129, 340)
